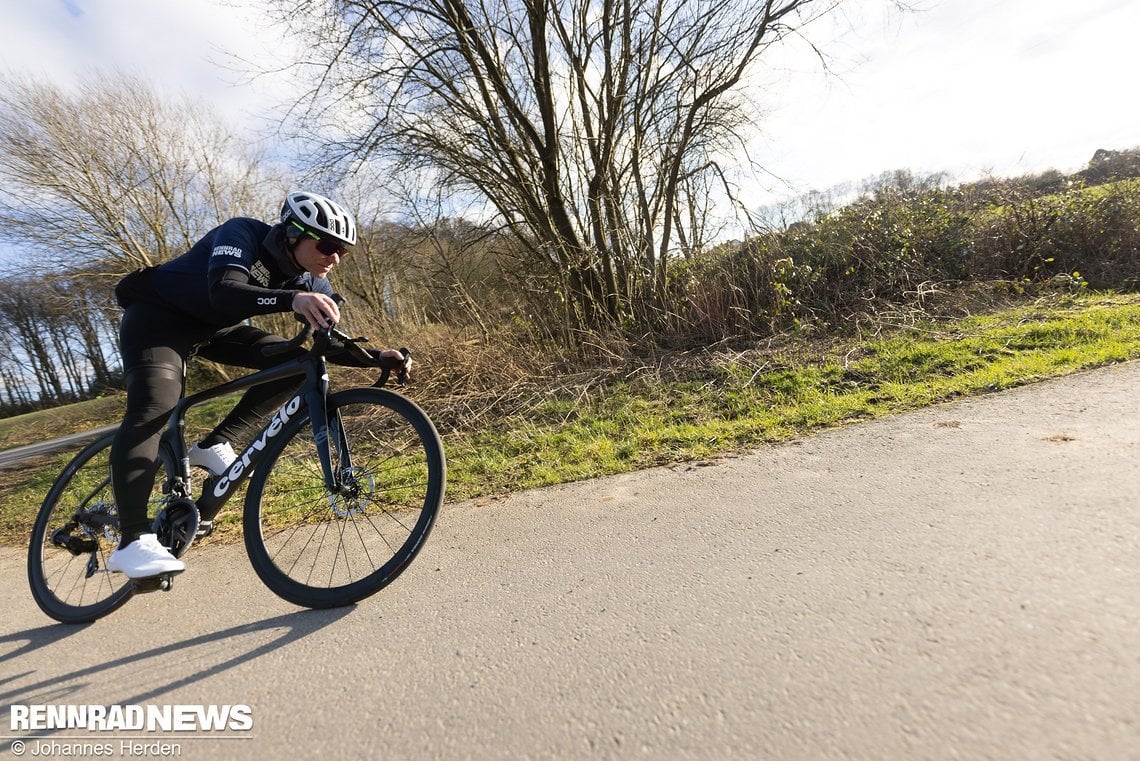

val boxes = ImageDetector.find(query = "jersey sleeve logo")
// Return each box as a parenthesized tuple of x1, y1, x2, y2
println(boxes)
(250, 261, 272, 287)
(211, 245, 244, 259)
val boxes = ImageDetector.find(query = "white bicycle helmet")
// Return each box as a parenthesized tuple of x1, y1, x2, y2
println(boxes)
(281, 191, 358, 246)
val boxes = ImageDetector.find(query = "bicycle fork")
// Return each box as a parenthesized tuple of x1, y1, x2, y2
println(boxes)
(305, 367, 353, 497)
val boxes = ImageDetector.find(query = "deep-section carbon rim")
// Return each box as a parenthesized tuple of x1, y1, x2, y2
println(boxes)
(27, 433, 177, 624)
(243, 388, 445, 608)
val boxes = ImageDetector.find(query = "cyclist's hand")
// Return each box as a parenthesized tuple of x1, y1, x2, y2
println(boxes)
(372, 348, 413, 384)
(292, 292, 341, 329)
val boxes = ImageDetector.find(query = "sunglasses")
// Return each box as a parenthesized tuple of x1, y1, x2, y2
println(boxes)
(292, 222, 348, 257)
(314, 238, 347, 257)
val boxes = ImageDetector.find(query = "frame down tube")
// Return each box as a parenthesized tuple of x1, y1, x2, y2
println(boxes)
(177, 355, 312, 517)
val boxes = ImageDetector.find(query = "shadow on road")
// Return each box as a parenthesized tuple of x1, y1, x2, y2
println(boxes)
(0, 606, 353, 727)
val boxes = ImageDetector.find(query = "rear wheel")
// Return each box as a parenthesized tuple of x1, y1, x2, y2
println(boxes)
(27, 433, 178, 624)
(244, 388, 445, 608)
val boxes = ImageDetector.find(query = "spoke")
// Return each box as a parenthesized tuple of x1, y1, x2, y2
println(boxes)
(251, 396, 438, 595)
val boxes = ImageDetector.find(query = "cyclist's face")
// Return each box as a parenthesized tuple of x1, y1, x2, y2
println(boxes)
(294, 237, 342, 278)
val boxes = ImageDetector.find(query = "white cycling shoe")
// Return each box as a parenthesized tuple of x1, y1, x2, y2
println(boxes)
(188, 441, 237, 476)
(106, 534, 185, 579)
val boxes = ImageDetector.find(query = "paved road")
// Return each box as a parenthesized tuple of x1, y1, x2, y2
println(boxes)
(1, 362, 1137, 760)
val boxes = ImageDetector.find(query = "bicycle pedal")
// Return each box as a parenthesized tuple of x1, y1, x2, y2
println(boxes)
(131, 571, 181, 594)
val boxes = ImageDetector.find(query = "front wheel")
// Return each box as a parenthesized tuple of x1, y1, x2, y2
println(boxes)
(243, 388, 445, 608)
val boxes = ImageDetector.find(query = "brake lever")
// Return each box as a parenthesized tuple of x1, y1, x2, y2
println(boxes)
(373, 348, 411, 388)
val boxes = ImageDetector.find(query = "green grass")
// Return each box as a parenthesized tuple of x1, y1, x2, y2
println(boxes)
(440, 292, 1140, 501)
(0, 395, 126, 449)
(3, 291, 1140, 544)
(1, 392, 244, 544)
(0, 393, 241, 450)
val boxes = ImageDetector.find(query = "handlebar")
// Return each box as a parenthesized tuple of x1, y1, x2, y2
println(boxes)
(375, 347, 412, 388)
(262, 292, 344, 358)
(260, 323, 314, 358)
(259, 322, 411, 387)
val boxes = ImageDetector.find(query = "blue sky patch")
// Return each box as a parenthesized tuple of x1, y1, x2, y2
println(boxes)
(59, 0, 84, 18)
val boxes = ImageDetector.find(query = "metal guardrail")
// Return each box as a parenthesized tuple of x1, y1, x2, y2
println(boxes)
(0, 425, 118, 469)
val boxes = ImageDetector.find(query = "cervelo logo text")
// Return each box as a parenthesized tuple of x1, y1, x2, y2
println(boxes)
(213, 396, 303, 498)
(257, 297, 277, 306)
(211, 245, 243, 259)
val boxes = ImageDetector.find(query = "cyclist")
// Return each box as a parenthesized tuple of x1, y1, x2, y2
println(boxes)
(106, 191, 407, 579)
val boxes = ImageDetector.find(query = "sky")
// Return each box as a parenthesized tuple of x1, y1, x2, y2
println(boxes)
(1, 0, 1138, 212)
(750, 0, 1140, 204)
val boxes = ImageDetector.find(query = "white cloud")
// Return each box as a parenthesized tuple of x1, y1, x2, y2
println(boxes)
(1, 0, 299, 133)
(3, 0, 1137, 215)
(746, 0, 1140, 206)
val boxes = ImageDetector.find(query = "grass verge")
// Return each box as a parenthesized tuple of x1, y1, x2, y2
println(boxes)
(0, 395, 126, 449)
(3, 291, 1139, 545)
(441, 291, 1140, 500)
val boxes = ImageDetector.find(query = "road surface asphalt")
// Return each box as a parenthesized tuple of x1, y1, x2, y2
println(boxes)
(1, 360, 1137, 760)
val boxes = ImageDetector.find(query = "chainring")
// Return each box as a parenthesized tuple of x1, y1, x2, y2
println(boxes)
(151, 499, 200, 558)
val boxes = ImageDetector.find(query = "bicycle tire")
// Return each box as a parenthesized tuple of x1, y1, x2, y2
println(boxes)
(28, 432, 183, 624)
(243, 387, 445, 608)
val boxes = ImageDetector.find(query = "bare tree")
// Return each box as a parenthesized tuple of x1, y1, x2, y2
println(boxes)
(0, 275, 121, 407)
(0, 348, 35, 410)
(0, 71, 282, 277)
(0, 71, 288, 408)
(262, 0, 850, 339)
(0, 283, 67, 402)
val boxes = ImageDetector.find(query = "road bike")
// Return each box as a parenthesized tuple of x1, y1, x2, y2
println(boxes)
(27, 323, 445, 624)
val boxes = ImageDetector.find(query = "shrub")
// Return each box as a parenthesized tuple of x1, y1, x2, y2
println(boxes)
(969, 179, 1140, 287)
(663, 175, 1140, 345)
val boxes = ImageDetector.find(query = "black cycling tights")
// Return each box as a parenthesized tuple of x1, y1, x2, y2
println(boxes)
(111, 303, 304, 543)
